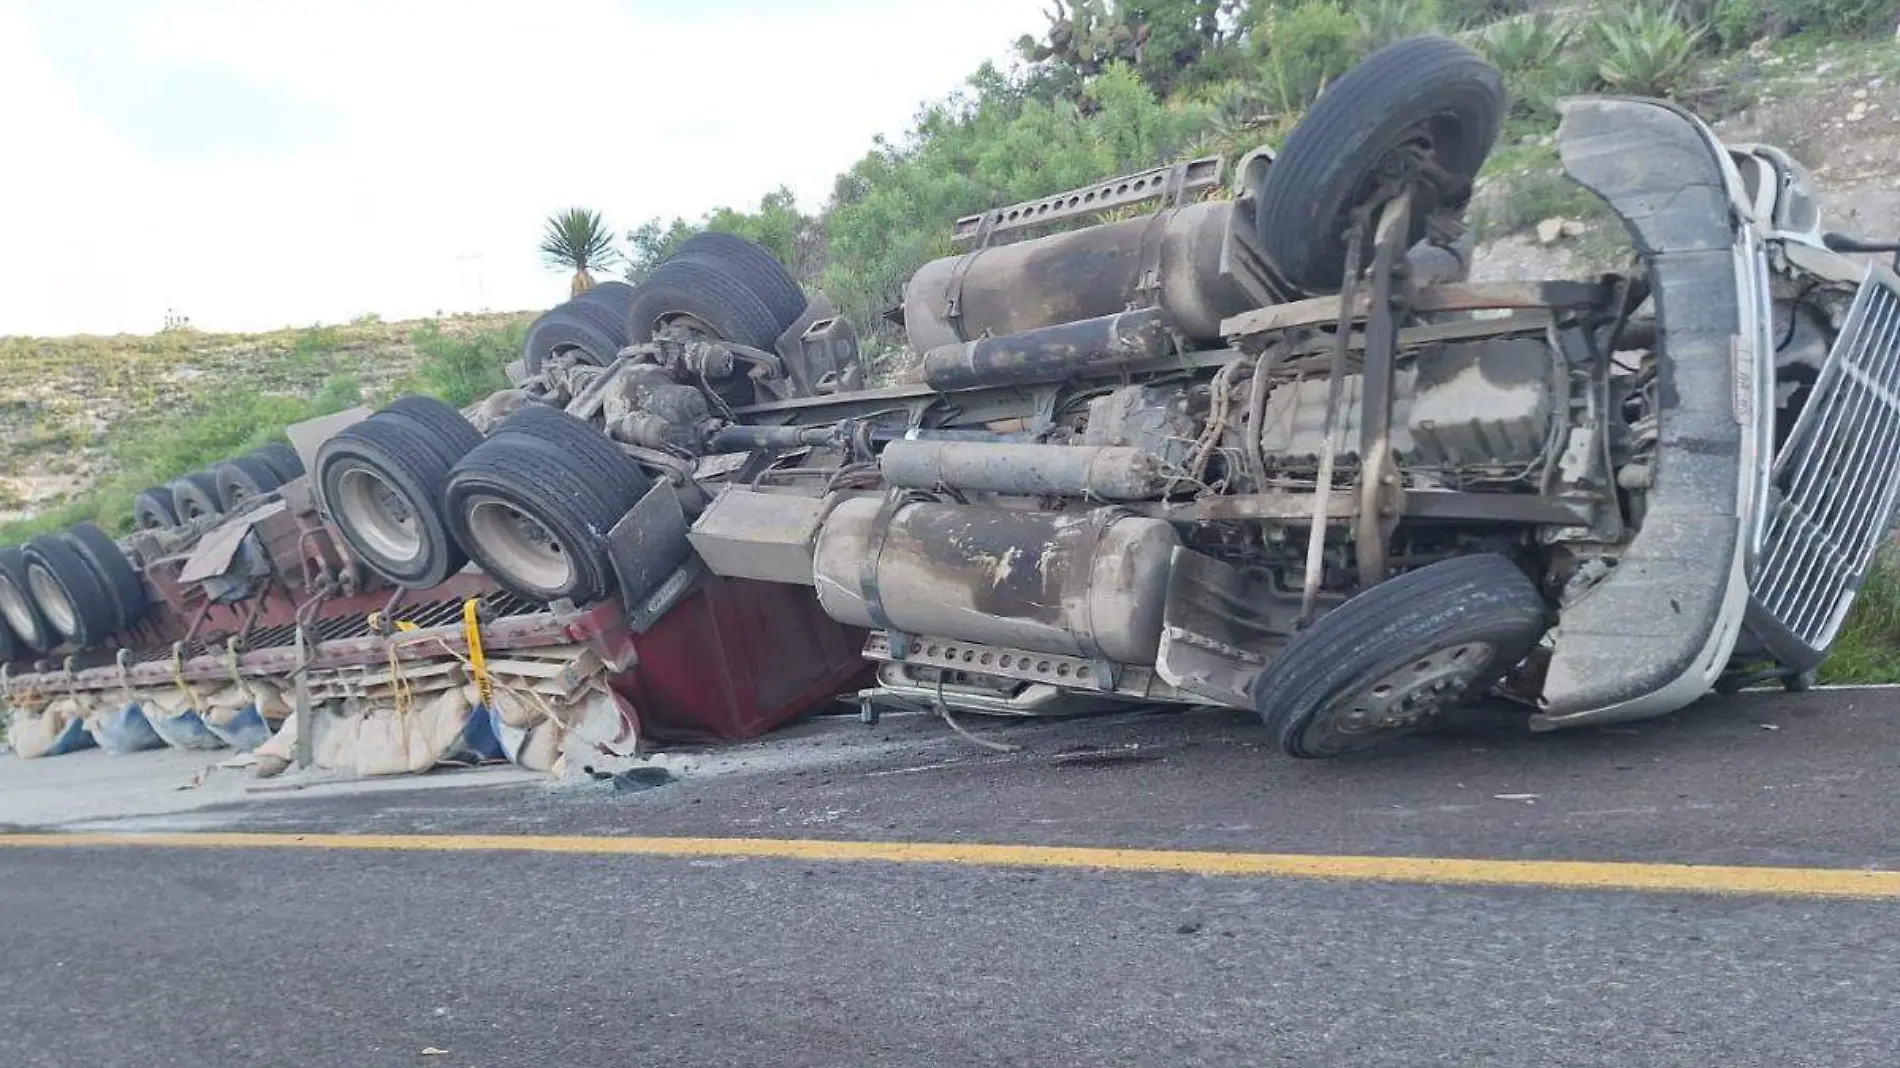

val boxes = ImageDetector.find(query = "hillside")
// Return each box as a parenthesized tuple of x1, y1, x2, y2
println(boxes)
(0, 312, 530, 537)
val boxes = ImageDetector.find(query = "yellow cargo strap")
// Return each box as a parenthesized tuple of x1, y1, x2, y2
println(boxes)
(463, 598, 492, 707)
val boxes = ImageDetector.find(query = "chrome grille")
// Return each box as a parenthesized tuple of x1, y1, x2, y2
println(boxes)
(1751, 269, 1900, 661)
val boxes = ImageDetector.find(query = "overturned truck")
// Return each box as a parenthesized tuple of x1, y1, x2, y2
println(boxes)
(6, 36, 1900, 766)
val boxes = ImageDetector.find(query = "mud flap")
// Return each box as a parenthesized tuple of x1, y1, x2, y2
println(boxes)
(1534, 97, 1754, 728)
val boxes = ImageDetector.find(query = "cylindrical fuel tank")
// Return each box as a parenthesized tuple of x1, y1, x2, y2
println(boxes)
(880, 441, 1171, 500)
(903, 200, 1249, 352)
(812, 498, 1179, 665)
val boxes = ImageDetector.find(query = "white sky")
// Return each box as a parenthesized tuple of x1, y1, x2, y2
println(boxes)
(0, 0, 1042, 337)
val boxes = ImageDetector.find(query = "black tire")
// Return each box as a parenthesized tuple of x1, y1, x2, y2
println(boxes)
(170, 471, 224, 523)
(1255, 553, 1547, 759)
(521, 307, 623, 374)
(315, 417, 467, 588)
(213, 454, 284, 509)
(22, 535, 115, 649)
(132, 487, 180, 530)
(379, 395, 484, 463)
(488, 404, 653, 507)
(1254, 35, 1506, 293)
(561, 296, 632, 350)
(0, 546, 53, 654)
(574, 280, 635, 317)
(254, 441, 305, 482)
(675, 232, 807, 328)
(62, 522, 149, 634)
(0, 600, 12, 663)
(446, 435, 631, 605)
(624, 254, 787, 351)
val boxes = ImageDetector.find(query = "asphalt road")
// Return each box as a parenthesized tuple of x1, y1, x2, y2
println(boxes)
(5, 689, 1900, 1066)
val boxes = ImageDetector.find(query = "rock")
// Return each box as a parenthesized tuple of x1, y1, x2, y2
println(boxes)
(1853, 88, 1869, 100)
(1536, 218, 1565, 245)
(1847, 103, 1868, 123)
(1559, 219, 1588, 239)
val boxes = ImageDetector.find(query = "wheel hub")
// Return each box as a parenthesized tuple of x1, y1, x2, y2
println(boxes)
(1335, 641, 1496, 733)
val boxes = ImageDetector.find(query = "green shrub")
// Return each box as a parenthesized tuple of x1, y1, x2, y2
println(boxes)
(1255, 1, 1361, 113)
(1821, 548, 1900, 684)
(1478, 13, 1595, 121)
(412, 321, 519, 408)
(1352, 0, 1444, 51)
(1762, 0, 1899, 38)
(1590, 2, 1707, 96)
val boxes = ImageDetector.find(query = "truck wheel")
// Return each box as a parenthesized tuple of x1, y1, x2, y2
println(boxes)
(379, 395, 484, 463)
(170, 471, 224, 523)
(0, 546, 54, 653)
(522, 307, 623, 374)
(446, 435, 630, 605)
(62, 522, 149, 633)
(213, 454, 283, 509)
(132, 487, 181, 530)
(316, 417, 466, 588)
(1254, 35, 1505, 293)
(253, 441, 305, 482)
(574, 280, 636, 317)
(22, 535, 115, 648)
(675, 232, 808, 328)
(489, 404, 653, 507)
(1255, 553, 1547, 759)
(625, 254, 787, 351)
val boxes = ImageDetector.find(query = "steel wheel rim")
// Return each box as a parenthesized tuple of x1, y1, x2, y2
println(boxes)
(1335, 640, 1496, 735)
(466, 496, 573, 592)
(336, 466, 423, 563)
(0, 575, 46, 645)
(24, 564, 77, 639)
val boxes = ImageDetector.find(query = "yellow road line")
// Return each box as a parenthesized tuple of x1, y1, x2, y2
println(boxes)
(1, 831, 1895, 899)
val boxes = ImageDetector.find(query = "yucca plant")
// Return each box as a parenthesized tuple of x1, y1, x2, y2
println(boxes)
(1478, 12, 1572, 72)
(539, 208, 621, 297)
(1589, 2, 1706, 97)
(1480, 13, 1592, 119)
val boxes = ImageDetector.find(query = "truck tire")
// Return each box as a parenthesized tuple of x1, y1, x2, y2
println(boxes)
(62, 522, 149, 633)
(676, 232, 808, 328)
(574, 280, 636, 317)
(624, 254, 787, 351)
(488, 404, 653, 507)
(0, 600, 12, 662)
(316, 417, 466, 588)
(1254, 35, 1505, 293)
(563, 296, 632, 349)
(132, 487, 181, 530)
(1254, 553, 1547, 759)
(445, 435, 630, 605)
(170, 471, 224, 523)
(214, 454, 284, 509)
(22, 535, 115, 648)
(379, 395, 484, 463)
(521, 307, 623, 374)
(0, 546, 56, 653)
(254, 441, 305, 482)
